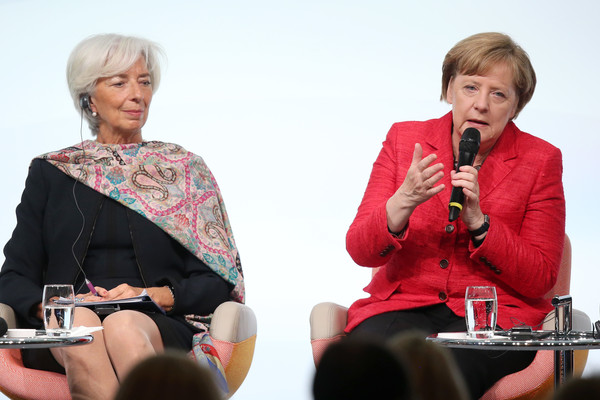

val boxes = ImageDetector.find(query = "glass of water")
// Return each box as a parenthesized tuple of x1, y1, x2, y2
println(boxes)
(465, 286, 497, 338)
(42, 284, 75, 336)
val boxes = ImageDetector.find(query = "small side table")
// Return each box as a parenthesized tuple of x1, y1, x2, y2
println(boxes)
(427, 330, 600, 389)
(0, 333, 93, 349)
(428, 294, 595, 390)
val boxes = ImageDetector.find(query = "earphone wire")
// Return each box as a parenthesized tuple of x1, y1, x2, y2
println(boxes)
(72, 106, 89, 294)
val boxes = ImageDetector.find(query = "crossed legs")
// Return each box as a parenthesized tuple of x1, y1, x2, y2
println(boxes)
(51, 308, 164, 400)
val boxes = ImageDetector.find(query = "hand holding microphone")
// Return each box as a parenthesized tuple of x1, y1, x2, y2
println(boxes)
(448, 128, 481, 222)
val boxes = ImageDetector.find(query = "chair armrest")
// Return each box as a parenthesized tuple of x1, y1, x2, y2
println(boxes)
(541, 308, 591, 331)
(310, 302, 348, 340)
(0, 303, 17, 329)
(209, 301, 257, 343)
(572, 309, 592, 331)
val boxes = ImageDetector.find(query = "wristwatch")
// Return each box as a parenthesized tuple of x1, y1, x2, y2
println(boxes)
(469, 214, 490, 237)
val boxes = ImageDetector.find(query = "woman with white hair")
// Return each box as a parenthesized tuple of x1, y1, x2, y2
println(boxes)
(0, 34, 244, 399)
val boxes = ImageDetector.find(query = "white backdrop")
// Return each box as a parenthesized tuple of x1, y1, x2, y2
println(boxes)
(1, 1, 599, 399)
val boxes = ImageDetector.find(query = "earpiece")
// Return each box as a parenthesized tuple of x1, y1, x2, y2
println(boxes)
(79, 95, 97, 117)
(79, 95, 91, 111)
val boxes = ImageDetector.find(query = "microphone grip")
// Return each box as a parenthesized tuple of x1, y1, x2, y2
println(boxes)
(448, 205, 461, 222)
(448, 187, 464, 222)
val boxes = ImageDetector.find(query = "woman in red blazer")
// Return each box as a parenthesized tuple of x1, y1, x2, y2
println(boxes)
(345, 32, 565, 398)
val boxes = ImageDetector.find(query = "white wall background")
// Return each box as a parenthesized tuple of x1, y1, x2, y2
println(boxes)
(0, 1, 599, 399)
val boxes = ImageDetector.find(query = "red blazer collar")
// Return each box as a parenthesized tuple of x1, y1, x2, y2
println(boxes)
(423, 112, 520, 209)
(478, 121, 518, 201)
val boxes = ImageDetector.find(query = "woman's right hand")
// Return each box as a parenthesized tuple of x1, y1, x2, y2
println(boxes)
(76, 286, 109, 302)
(386, 143, 445, 232)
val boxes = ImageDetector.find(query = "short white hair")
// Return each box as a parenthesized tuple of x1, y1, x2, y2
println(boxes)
(66, 33, 165, 134)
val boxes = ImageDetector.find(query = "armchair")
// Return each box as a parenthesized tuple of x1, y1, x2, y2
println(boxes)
(310, 234, 591, 399)
(0, 301, 256, 400)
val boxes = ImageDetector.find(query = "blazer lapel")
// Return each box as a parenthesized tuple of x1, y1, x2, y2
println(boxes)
(478, 122, 518, 201)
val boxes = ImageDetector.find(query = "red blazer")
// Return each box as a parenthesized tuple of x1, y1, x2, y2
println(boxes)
(345, 112, 565, 332)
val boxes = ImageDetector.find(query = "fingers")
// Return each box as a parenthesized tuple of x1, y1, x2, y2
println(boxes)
(418, 168, 445, 196)
(387, 143, 445, 229)
(411, 143, 439, 173)
(78, 286, 108, 302)
(105, 285, 127, 300)
(451, 166, 483, 225)
(422, 164, 444, 188)
(410, 143, 423, 166)
(450, 166, 479, 191)
(104, 284, 142, 300)
(461, 186, 479, 202)
(78, 285, 142, 303)
(96, 286, 108, 296)
(398, 143, 446, 205)
(413, 144, 444, 190)
(427, 179, 445, 196)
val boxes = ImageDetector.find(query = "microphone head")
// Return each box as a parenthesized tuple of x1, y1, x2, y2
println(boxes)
(0, 317, 8, 337)
(459, 127, 481, 154)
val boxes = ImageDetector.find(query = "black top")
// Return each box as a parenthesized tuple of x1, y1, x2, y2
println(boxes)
(0, 159, 232, 330)
(79, 195, 143, 292)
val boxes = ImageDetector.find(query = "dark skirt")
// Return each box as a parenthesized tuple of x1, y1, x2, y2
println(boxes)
(22, 312, 200, 374)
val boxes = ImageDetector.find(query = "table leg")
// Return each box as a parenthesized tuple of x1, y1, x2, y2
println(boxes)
(552, 295, 574, 390)
(554, 349, 575, 389)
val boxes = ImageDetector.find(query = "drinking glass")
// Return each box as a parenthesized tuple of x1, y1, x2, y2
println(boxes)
(465, 286, 497, 338)
(42, 284, 75, 336)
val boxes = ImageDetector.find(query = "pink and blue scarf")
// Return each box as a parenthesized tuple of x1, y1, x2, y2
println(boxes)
(40, 140, 244, 305)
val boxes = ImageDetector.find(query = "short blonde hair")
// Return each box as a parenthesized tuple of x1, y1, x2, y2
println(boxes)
(440, 32, 536, 119)
(66, 33, 165, 134)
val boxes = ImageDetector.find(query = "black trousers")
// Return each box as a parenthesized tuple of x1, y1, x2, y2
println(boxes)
(348, 304, 536, 400)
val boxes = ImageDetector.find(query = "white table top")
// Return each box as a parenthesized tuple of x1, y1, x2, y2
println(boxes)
(0, 326, 101, 349)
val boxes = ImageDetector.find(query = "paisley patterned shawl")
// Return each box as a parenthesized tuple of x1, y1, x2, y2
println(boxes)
(39, 140, 244, 304)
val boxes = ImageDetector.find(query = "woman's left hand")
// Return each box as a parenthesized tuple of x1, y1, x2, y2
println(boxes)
(78, 284, 174, 311)
(100, 283, 144, 301)
(450, 165, 486, 230)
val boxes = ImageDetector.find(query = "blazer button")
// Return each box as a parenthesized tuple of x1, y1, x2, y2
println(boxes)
(438, 291, 447, 301)
(379, 244, 394, 257)
(494, 268, 502, 275)
(439, 259, 449, 269)
(445, 224, 455, 234)
(480, 256, 487, 263)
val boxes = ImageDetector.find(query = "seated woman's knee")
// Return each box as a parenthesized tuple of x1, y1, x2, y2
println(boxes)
(103, 311, 149, 338)
(74, 307, 101, 326)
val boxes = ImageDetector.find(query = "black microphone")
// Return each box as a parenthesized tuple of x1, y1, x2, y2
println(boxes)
(0, 317, 8, 336)
(448, 127, 481, 222)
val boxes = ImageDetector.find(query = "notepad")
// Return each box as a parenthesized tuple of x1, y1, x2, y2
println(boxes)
(62, 290, 165, 315)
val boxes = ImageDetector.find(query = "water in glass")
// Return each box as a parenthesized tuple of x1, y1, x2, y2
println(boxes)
(465, 286, 497, 338)
(43, 284, 75, 336)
